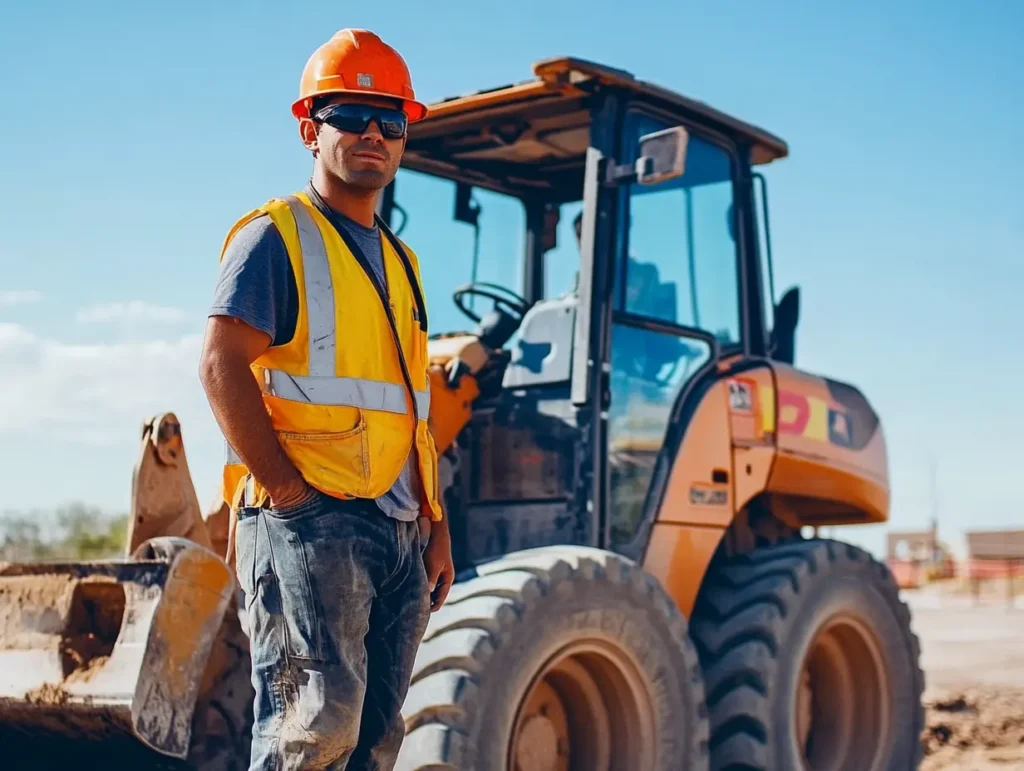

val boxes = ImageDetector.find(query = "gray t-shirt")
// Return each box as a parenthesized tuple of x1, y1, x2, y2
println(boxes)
(209, 186, 422, 521)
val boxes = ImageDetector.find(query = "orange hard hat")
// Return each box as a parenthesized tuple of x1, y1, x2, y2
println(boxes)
(292, 29, 428, 123)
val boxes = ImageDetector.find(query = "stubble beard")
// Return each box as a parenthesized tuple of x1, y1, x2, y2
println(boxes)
(338, 167, 390, 194)
(332, 143, 399, 195)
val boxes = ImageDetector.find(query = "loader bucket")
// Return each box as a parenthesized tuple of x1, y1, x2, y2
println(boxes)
(0, 536, 235, 761)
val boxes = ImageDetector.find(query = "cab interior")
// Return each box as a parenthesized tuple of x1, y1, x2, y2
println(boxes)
(381, 80, 594, 400)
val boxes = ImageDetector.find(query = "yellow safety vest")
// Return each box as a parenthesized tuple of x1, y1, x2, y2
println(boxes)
(219, 192, 442, 521)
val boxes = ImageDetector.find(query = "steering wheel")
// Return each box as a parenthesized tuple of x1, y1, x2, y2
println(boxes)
(452, 282, 530, 325)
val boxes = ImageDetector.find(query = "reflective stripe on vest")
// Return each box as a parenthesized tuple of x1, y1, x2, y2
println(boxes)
(262, 370, 430, 417)
(289, 196, 336, 377)
(250, 196, 430, 421)
(225, 441, 241, 465)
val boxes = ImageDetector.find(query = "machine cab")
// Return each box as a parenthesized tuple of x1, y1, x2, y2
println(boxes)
(378, 57, 791, 569)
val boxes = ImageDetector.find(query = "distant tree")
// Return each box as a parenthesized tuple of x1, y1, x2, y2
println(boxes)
(0, 513, 53, 562)
(0, 503, 129, 563)
(54, 503, 129, 560)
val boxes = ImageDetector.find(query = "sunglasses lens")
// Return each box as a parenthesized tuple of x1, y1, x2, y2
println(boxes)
(378, 115, 407, 139)
(316, 104, 407, 138)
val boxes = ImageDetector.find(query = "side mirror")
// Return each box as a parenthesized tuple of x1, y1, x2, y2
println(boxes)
(454, 182, 480, 226)
(771, 286, 800, 365)
(540, 203, 560, 252)
(637, 126, 689, 185)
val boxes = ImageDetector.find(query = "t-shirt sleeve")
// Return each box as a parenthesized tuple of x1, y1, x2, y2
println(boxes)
(208, 214, 297, 346)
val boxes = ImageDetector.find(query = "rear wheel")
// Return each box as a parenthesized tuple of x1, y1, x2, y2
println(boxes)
(396, 546, 710, 771)
(690, 538, 924, 770)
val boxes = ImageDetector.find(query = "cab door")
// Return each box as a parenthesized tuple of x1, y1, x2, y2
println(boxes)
(597, 108, 750, 563)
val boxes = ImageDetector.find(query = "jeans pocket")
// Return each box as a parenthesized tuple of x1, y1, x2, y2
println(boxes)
(266, 489, 323, 521)
(233, 508, 260, 598)
(263, 513, 332, 664)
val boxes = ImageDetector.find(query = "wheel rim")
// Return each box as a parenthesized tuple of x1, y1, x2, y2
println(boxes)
(796, 613, 891, 771)
(508, 640, 656, 771)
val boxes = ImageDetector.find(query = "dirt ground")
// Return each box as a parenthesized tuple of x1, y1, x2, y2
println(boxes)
(907, 583, 1024, 770)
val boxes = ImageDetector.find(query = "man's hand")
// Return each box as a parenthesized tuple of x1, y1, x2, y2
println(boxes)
(422, 516, 454, 611)
(417, 516, 432, 544)
(270, 479, 317, 511)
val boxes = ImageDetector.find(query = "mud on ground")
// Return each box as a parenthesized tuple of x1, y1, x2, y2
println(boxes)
(922, 687, 1024, 770)
(909, 587, 1024, 769)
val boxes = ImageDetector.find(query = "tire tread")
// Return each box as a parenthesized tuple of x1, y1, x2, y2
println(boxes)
(398, 545, 710, 770)
(690, 538, 925, 770)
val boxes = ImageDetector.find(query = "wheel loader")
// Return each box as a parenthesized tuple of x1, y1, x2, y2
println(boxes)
(0, 57, 924, 770)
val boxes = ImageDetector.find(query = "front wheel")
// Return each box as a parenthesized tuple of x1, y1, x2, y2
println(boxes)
(690, 538, 925, 770)
(397, 546, 710, 770)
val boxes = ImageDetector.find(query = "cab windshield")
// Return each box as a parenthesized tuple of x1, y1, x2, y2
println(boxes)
(388, 168, 582, 336)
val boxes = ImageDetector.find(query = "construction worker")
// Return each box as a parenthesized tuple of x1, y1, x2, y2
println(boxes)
(198, 29, 453, 771)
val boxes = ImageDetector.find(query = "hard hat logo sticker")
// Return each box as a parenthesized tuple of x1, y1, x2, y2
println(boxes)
(357, 73, 373, 88)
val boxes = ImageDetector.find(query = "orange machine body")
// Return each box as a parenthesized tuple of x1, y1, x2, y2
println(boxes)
(642, 362, 889, 615)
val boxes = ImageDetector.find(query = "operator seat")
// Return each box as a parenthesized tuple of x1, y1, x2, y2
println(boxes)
(502, 294, 578, 387)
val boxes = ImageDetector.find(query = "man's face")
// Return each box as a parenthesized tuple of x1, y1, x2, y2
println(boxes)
(302, 94, 407, 192)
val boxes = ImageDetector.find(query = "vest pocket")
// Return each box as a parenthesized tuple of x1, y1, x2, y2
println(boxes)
(278, 420, 371, 498)
(415, 420, 442, 519)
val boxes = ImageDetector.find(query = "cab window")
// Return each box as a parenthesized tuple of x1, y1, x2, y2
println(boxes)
(389, 168, 526, 336)
(614, 114, 741, 346)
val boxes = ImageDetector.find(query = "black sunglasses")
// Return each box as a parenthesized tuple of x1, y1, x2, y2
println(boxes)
(312, 103, 408, 139)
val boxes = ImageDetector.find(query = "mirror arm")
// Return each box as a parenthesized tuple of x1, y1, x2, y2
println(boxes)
(604, 126, 689, 187)
(604, 157, 655, 186)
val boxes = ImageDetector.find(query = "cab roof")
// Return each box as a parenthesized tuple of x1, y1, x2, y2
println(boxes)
(401, 56, 788, 200)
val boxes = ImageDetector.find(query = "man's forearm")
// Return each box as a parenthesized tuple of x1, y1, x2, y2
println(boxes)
(201, 350, 305, 501)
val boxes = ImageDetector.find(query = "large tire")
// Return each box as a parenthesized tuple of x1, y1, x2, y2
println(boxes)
(690, 538, 924, 770)
(396, 545, 709, 771)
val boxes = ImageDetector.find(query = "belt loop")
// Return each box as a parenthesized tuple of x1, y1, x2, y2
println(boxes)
(243, 474, 256, 508)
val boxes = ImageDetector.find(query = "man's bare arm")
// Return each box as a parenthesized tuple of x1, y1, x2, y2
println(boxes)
(199, 315, 312, 508)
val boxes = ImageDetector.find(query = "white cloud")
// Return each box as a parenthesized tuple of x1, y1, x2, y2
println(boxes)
(0, 323, 35, 346)
(0, 290, 43, 307)
(76, 300, 187, 325)
(0, 322, 216, 447)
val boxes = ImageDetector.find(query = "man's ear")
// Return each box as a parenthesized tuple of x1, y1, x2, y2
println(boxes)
(299, 118, 319, 154)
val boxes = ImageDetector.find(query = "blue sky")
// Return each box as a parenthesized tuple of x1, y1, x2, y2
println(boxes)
(1, 1, 1021, 558)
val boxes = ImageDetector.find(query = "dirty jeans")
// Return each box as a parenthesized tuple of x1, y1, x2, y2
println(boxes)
(233, 490, 430, 770)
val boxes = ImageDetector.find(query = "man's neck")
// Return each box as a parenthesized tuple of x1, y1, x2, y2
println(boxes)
(309, 169, 378, 228)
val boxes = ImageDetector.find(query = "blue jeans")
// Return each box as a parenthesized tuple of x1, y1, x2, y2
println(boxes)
(233, 491, 430, 770)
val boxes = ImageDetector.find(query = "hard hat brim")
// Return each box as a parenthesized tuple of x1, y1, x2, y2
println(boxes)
(292, 89, 428, 123)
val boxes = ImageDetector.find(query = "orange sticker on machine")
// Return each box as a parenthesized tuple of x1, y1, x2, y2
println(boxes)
(728, 376, 777, 441)
(727, 376, 769, 442)
(727, 378, 756, 414)
(776, 389, 852, 447)
(732, 376, 852, 448)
